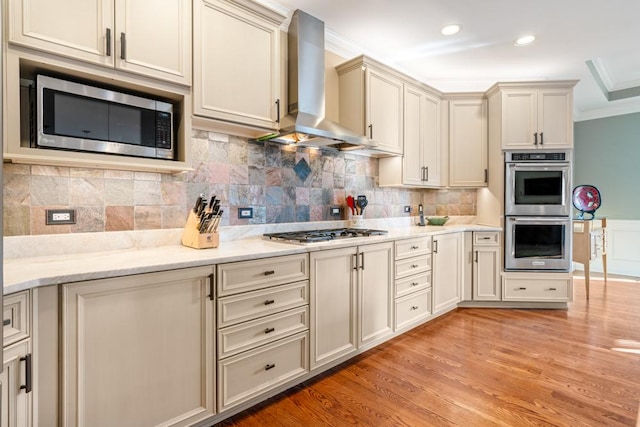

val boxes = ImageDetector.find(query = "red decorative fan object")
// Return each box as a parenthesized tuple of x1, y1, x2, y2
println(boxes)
(572, 185, 601, 219)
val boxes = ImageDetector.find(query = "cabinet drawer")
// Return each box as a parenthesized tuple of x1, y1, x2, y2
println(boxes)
(3, 290, 30, 347)
(474, 232, 500, 246)
(395, 272, 431, 298)
(395, 237, 431, 259)
(217, 254, 309, 296)
(218, 281, 309, 328)
(395, 254, 431, 280)
(503, 277, 572, 301)
(218, 332, 308, 411)
(218, 306, 309, 359)
(395, 288, 432, 331)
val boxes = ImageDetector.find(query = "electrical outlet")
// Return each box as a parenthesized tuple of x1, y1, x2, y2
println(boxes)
(46, 209, 76, 225)
(238, 207, 253, 219)
(330, 206, 341, 217)
(404, 206, 411, 213)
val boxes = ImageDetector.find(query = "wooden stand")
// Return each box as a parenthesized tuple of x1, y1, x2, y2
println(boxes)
(181, 212, 219, 249)
(573, 217, 607, 299)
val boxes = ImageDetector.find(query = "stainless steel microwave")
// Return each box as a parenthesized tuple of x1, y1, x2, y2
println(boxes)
(26, 75, 175, 160)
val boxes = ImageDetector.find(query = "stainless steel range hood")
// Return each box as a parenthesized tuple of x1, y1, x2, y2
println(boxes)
(258, 10, 375, 151)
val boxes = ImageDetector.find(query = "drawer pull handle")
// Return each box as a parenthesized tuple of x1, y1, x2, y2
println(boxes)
(517, 287, 527, 290)
(411, 264, 419, 268)
(264, 270, 275, 276)
(264, 327, 275, 334)
(548, 287, 557, 291)
(264, 299, 275, 305)
(3, 319, 10, 326)
(410, 306, 419, 310)
(411, 245, 419, 250)
(411, 282, 419, 286)
(20, 354, 32, 393)
(482, 237, 491, 240)
(265, 363, 276, 371)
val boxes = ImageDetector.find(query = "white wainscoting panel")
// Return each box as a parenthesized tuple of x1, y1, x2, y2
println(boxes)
(573, 219, 640, 278)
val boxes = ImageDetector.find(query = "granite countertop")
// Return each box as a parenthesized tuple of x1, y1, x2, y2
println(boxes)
(3, 217, 500, 295)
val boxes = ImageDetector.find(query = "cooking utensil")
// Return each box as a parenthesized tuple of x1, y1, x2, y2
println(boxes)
(357, 195, 368, 214)
(347, 196, 356, 215)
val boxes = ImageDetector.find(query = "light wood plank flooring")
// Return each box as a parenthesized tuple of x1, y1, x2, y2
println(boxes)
(217, 276, 640, 426)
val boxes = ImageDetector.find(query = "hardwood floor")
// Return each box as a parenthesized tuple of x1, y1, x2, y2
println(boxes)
(217, 277, 640, 426)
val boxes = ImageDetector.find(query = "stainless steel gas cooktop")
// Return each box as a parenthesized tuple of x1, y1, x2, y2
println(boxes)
(263, 228, 388, 244)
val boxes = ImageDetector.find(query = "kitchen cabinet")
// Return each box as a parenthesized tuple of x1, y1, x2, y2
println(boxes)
(216, 254, 309, 411)
(498, 85, 575, 149)
(472, 232, 501, 301)
(432, 233, 463, 314)
(337, 56, 404, 155)
(448, 97, 488, 187)
(310, 242, 393, 370)
(502, 273, 573, 302)
(2, 291, 33, 427)
(194, 0, 285, 130)
(61, 267, 215, 427)
(8, 0, 192, 85)
(573, 218, 607, 299)
(393, 236, 433, 331)
(379, 84, 442, 187)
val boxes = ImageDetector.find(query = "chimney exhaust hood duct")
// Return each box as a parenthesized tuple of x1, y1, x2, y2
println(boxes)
(257, 10, 375, 151)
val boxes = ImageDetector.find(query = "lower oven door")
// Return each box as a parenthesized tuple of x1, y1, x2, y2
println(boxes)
(505, 216, 571, 271)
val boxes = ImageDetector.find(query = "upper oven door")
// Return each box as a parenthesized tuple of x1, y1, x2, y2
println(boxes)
(505, 162, 571, 216)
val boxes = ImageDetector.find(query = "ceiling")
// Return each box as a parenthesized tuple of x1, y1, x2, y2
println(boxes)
(257, 0, 640, 122)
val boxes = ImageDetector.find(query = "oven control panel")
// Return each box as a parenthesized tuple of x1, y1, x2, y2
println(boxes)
(507, 151, 568, 162)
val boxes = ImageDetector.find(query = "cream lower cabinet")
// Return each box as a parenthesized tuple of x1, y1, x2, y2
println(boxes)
(216, 254, 309, 412)
(194, 0, 285, 130)
(448, 97, 488, 187)
(310, 242, 393, 370)
(472, 232, 502, 301)
(61, 267, 215, 427)
(432, 233, 463, 314)
(8, 0, 192, 85)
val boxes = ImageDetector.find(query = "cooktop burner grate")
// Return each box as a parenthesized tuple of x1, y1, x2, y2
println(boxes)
(263, 228, 388, 244)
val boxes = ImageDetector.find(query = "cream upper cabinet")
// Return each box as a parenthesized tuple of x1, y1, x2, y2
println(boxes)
(8, 0, 192, 85)
(432, 233, 463, 314)
(337, 56, 404, 155)
(379, 84, 441, 187)
(61, 267, 215, 427)
(500, 86, 574, 149)
(194, 0, 284, 130)
(448, 97, 488, 187)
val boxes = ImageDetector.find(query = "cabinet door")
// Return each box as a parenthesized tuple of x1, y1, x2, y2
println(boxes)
(473, 246, 501, 301)
(114, 0, 192, 84)
(1, 340, 32, 427)
(310, 247, 358, 370)
(449, 99, 487, 187)
(432, 233, 463, 313)
(537, 89, 573, 148)
(422, 92, 442, 187)
(501, 90, 537, 149)
(402, 85, 424, 186)
(366, 68, 404, 155)
(359, 242, 393, 347)
(8, 0, 114, 67)
(194, 0, 282, 129)
(61, 267, 215, 427)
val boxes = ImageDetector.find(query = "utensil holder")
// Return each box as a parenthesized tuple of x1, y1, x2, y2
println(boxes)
(350, 214, 364, 228)
(181, 211, 219, 249)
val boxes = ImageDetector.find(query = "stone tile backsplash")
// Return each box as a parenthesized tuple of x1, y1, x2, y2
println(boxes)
(2, 129, 476, 236)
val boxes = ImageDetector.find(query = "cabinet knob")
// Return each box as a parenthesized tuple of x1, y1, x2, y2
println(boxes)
(264, 327, 275, 334)
(410, 306, 419, 311)
(411, 282, 419, 286)
(265, 363, 276, 371)
(517, 287, 527, 290)
(547, 287, 557, 291)
(264, 299, 275, 305)
(264, 270, 275, 276)
(411, 245, 419, 250)
(411, 264, 419, 268)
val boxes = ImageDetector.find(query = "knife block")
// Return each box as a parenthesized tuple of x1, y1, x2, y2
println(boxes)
(181, 211, 219, 249)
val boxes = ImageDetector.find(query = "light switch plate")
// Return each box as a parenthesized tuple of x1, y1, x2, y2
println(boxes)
(46, 209, 76, 225)
(404, 206, 411, 213)
(330, 206, 341, 217)
(238, 207, 253, 219)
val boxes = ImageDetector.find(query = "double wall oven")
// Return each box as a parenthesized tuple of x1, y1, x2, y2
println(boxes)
(504, 151, 572, 271)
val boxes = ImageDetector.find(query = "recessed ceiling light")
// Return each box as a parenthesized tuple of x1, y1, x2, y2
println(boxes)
(515, 35, 536, 46)
(441, 24, 462, 36)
